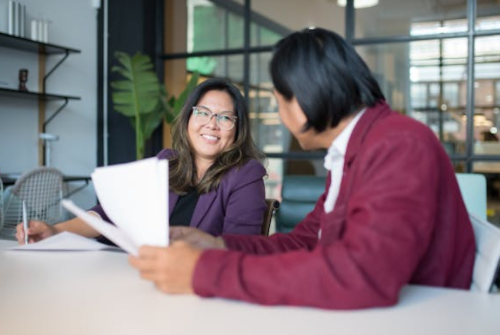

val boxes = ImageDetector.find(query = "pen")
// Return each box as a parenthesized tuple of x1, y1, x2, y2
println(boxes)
(23, 200, 28, 245)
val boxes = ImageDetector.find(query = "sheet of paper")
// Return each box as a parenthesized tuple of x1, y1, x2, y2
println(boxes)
(62, 200, 139, 255)
(90, 157, 169, 247)
(9, 231, 121, 252)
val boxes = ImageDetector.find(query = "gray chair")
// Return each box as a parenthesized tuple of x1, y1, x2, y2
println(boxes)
(1, 167, 64, 239)
(0, 177, 3, 232)
(455, 173, 487, 220)
(455, 173, 500, 293)
(275, 175, 326, 233)
(468, 212, 500, 293)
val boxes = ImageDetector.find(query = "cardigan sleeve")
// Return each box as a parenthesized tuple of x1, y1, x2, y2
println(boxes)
(222, 183, 328, 254)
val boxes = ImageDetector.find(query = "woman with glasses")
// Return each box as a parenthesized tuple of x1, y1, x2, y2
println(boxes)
(17, 78, 268, 244)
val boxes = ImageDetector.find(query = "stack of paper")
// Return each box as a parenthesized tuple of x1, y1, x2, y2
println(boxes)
(62, 157, 169, 255)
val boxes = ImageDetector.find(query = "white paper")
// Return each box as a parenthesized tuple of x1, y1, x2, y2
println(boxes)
(90, 157, 169, 248)
(9, 231, 121, 252)
(62, 200, 139, 255)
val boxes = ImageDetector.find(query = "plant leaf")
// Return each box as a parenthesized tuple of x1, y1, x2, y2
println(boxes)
(111, 51, 161, 119)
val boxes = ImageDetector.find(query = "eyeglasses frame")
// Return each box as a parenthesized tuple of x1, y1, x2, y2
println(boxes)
(191, 106, 238, 131)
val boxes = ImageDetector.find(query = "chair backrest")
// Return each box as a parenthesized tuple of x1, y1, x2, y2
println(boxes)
(455, 173, 500, 293)
(0, 177, 3, 231)
(469, 212, 500, 293)
(262, 199, 280, 236)
(455, 173, 487, 220)
(1, 167, 64, 238)
(276, 175, 326, 233)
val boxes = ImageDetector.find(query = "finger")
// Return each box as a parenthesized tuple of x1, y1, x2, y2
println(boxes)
(129, 255, 155, 269)
(26, 221, 46, 234)
(15, 224, 25, 244)
(170, 227, 195, 240)
(156, 282, 171, 294)
(128, 255, 140, 268)
(170, 240, 190, 248)
(169, 227, 185, 240)
(140, 271, 158, 281)
(138, 246, 165, 258)
(129, 255, 157, 271)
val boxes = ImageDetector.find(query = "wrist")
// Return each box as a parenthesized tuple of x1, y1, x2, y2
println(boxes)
(52, 223, 63, 234)
(216, 237, 226, 249)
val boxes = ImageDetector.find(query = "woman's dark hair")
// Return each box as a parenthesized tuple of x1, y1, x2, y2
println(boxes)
(169, 78, 264, 194)
(270, 27, 385, 133)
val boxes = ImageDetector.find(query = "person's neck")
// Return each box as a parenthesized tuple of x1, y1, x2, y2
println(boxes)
(316, 112, 358, 149)
(195, 158, 214, 182)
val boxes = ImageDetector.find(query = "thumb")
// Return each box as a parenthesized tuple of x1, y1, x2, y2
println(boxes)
(27, 220, 46, 233)
(171, 240, 191, 248)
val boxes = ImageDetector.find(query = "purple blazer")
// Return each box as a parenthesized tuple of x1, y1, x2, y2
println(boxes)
(91, 149, 267, 236)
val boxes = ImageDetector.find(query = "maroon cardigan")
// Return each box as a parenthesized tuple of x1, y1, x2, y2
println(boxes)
(192, 101, 476, 310)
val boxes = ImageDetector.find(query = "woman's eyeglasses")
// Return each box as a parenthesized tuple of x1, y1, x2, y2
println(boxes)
(192, 106, 238, 131)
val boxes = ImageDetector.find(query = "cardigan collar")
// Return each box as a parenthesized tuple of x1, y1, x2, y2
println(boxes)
(344, 100, 392, 168)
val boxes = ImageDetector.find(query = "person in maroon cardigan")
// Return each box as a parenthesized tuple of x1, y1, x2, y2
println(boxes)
(129, 28, 476, 310)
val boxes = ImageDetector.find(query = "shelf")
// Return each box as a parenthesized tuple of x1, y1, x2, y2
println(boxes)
(0, 32, 81, 166)
(0, 87, 80, 101)
(0, 32, 80, 55)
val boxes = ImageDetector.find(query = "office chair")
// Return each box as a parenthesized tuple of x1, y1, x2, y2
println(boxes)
(1, 167, 64, 239)
(275, 175, 326, 233)
(455, 173, 487, 220)
(468, 212, 500, 293)
(262, 199, 280, 236)
(455, 173, 500, 293)
(0, 177, 3, 232)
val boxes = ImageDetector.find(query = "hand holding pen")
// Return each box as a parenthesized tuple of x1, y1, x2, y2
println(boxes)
(16, 217, 59, 245)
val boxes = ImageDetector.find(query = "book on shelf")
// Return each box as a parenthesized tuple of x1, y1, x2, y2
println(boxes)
(8, 1, 26, 38)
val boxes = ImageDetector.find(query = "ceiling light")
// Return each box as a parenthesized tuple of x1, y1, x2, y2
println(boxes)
(337, 0, 379, 9)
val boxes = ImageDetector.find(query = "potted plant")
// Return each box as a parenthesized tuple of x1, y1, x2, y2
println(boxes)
(110, 51, 199, 159)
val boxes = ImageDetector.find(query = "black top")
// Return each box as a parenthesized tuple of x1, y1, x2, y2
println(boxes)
(169, 188, 200, 227)
(97, 188, 200, 246)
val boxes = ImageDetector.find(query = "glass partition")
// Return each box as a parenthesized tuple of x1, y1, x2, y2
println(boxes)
(354, 0, 467, 39)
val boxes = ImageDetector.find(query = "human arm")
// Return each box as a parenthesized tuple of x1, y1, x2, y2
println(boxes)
(16, 214, 101, 244)
(191, 129, 446, 309)
(129, 242, 202, 294)
(128, 228, 224, 294)
(170, 226, 226, 250)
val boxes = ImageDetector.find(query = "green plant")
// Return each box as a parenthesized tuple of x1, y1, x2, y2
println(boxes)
(111, 51, 199, 159)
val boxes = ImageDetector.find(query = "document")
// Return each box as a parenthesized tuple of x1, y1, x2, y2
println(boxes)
(62, 157, 169, 256)
(9, 231, 121, 252)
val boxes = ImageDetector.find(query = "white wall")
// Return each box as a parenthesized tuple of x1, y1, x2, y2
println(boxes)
(0, 0, 98, 210)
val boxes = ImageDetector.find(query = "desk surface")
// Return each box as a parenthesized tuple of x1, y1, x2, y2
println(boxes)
(1, 239, 499, 335)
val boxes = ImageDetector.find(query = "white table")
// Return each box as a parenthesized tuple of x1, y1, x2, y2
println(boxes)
(1, 239, 499, 335)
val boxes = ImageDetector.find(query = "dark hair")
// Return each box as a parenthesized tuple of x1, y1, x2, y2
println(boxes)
(169, 78, 264, 194)
(270, 27, 385, 133)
